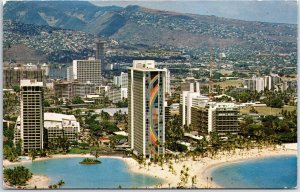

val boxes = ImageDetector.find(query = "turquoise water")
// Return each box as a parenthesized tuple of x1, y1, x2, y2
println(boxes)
(9, 157, 162, 188)
(211, 155, 297, 188)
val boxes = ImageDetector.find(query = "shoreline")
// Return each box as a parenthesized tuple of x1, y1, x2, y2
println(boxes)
(2, 146, 297, 189)
(3, 153, 95, 167)
(121, 146, 297, 189)
(3, 154, 95, 189)
(201, 151, 297, 188)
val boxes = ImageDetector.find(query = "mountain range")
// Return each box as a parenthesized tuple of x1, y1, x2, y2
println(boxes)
(4, 1, 297, 53)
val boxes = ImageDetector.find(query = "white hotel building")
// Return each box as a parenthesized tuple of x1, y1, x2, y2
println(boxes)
(128, 60, 166, 157)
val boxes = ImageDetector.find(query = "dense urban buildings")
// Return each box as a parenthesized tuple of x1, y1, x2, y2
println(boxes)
(113, 72, 128, 88)
(128, 60, 166, 157)
(179, 81, 240, 136)
(16, 79, 44, 153)
(179, 82, 202, 125)
(181, 79, 201, 92)
(3, 63, 47, 88)
(71, 58, 102, 85)
(244, 74, 283, 92)
(180, 91, 202, 126)
(244, 76, 265, 92)
(54, 80, 96, 99)
(107, 87, 128, 104)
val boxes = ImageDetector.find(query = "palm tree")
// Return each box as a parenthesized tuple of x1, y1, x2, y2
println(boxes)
(168, 164, 172, 172)
(57, 179, 65, 188)
(94, 150, 100, 159)
(191, 175, 197, 188)
(100, 111, 110, 121)
(29, 149, 37, 161)
(159, 158, 164, 170)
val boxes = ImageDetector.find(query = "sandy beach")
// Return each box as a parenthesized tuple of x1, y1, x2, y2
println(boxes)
(122, 145, 297, 188)
(2, 144, 297, 189)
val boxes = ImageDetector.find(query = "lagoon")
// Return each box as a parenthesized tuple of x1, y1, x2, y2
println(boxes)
(211, 155, 297, 188)
(10, 157, 162, 188)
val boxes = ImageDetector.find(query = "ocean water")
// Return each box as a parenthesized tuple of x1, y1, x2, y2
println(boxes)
(211, 155, 297, 188)
(8, 157, 162, 189)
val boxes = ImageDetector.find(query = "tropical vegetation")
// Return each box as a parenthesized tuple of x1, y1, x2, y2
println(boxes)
(4, 166, 32, 186)
(48, 179, 65, 189)
(79, 158, 101, 164)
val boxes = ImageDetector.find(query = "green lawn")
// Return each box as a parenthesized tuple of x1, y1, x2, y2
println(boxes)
(68, 147, 90, 154)
(240, 105, 296, 115)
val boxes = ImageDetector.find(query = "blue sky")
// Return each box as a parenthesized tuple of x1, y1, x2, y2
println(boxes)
(3, 0, 298, 24)
(91, 0, 298, 24)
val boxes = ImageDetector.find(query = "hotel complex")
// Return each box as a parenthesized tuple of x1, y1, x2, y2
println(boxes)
(44, 113, 80, 142)
(191, 102, 240, 136)
(15, 112, 80, 149)
(128, 60, 166, 157)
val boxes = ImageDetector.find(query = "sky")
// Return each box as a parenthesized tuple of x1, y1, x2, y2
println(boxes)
(91, 0, 298, 24)
(3, 0, 298, 24)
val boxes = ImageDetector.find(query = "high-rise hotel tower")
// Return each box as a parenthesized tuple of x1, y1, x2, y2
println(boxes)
(72, 57, 102, 85)
(128, 60, 165, 157)
(20, 79, 44, 153)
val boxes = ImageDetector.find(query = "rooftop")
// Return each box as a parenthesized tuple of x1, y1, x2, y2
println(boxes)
(44, 112, 77, 122)
(20, 79, 43, 87)
(128, 60, 165, 72)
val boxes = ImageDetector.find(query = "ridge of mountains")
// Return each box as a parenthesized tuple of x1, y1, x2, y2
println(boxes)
(4, 1, 297, 53)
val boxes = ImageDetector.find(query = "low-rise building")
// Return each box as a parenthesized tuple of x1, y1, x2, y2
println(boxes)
(44, 113, 80, 142)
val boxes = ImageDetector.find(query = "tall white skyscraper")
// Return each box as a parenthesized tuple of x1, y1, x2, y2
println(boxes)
(128, 60, 166, 157)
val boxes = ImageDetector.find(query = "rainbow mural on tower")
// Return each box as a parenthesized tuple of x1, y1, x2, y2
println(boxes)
(147, 72, 159, 154)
